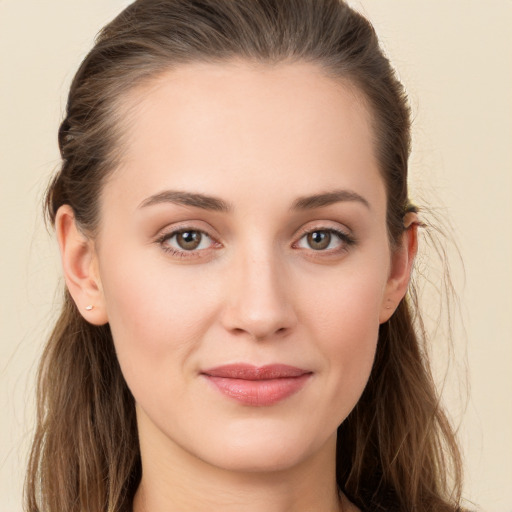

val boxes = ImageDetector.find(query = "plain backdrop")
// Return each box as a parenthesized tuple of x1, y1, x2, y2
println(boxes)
(1, 1, 511, 511)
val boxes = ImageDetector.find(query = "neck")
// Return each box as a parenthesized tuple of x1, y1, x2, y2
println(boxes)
(132, 409, 344, 512)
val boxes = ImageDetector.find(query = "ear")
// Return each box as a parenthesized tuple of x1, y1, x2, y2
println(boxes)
(55, 205, 109, 325)
(379, 214, 419, 324)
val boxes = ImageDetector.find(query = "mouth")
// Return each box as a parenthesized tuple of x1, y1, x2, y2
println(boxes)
(201, 364, 312, 407)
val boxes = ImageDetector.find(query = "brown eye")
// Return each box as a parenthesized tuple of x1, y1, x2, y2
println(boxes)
(158, 228, 218, 258)
(176, 230, 203, 250)
(306, 231, 331, 250)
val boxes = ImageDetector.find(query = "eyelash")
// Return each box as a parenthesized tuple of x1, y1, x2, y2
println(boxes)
(155, 228, 219, 259)
(155, 226, 356, 259)
(293, 227, 356, 255)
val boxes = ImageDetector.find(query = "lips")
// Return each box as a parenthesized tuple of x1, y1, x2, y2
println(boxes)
(201, 364, 312, 406)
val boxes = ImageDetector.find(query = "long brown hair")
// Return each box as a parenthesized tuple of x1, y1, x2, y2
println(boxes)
(26, 1, 464, 511)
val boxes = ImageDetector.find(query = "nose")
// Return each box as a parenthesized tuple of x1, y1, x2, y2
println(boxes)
(220, 249, 297, 341)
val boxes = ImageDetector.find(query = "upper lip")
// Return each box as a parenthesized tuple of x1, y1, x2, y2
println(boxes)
(201, 363, 311, 380)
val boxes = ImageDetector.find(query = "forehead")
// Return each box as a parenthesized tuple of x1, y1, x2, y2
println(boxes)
(105, 60, 384, 215)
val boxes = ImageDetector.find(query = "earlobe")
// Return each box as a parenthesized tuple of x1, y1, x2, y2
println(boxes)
(55, 205, 108, 325)
(379, 216, 419, 324)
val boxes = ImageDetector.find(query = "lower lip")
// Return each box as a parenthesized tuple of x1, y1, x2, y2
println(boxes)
(203, 374, 311, 406)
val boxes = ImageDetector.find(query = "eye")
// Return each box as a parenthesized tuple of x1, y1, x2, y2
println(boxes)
(295, 228, 354, 252)
(303, 230, 333, 251)
(158, 229, 217, 255)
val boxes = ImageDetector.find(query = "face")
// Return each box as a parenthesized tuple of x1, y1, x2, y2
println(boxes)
(89, 61, 402, 473)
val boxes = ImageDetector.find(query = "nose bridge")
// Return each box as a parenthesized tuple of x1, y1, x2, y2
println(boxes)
(222, 238, 296, 340)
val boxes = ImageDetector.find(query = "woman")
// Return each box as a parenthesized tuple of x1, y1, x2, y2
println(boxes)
(25, 0, 464, 511)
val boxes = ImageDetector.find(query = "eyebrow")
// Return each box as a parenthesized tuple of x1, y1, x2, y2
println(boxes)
(291, 189, 370, 210)
(139, 190, 232, 212)
(138, 188, 370, 212)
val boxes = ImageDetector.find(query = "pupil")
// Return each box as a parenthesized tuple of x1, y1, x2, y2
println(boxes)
(308, 231, 331, 250)
(177, 231, 201, 250)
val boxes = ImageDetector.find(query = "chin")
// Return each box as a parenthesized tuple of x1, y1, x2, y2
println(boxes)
(202, 448, 308, 474)
(191, 423, 334, 474)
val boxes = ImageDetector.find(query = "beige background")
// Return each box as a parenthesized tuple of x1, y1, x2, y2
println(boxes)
(1, 1, 511, 510)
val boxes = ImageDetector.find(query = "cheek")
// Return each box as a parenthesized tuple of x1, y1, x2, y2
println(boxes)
(298, 265, 387, 414)
(98, 250, 219, 388)
(325, 289, 380, 380)
(302, 262, 386, 347)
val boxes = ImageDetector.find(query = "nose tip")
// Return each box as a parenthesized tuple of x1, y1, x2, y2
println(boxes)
(220, 257, 297, 341)
(228, 316, 292, 342)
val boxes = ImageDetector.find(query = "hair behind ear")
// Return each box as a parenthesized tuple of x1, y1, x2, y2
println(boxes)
(25, 291, 141, 512)
(337, 300, 463, 511)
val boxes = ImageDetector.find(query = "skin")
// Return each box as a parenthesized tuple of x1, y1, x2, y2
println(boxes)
(56, 61, 417, 512)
